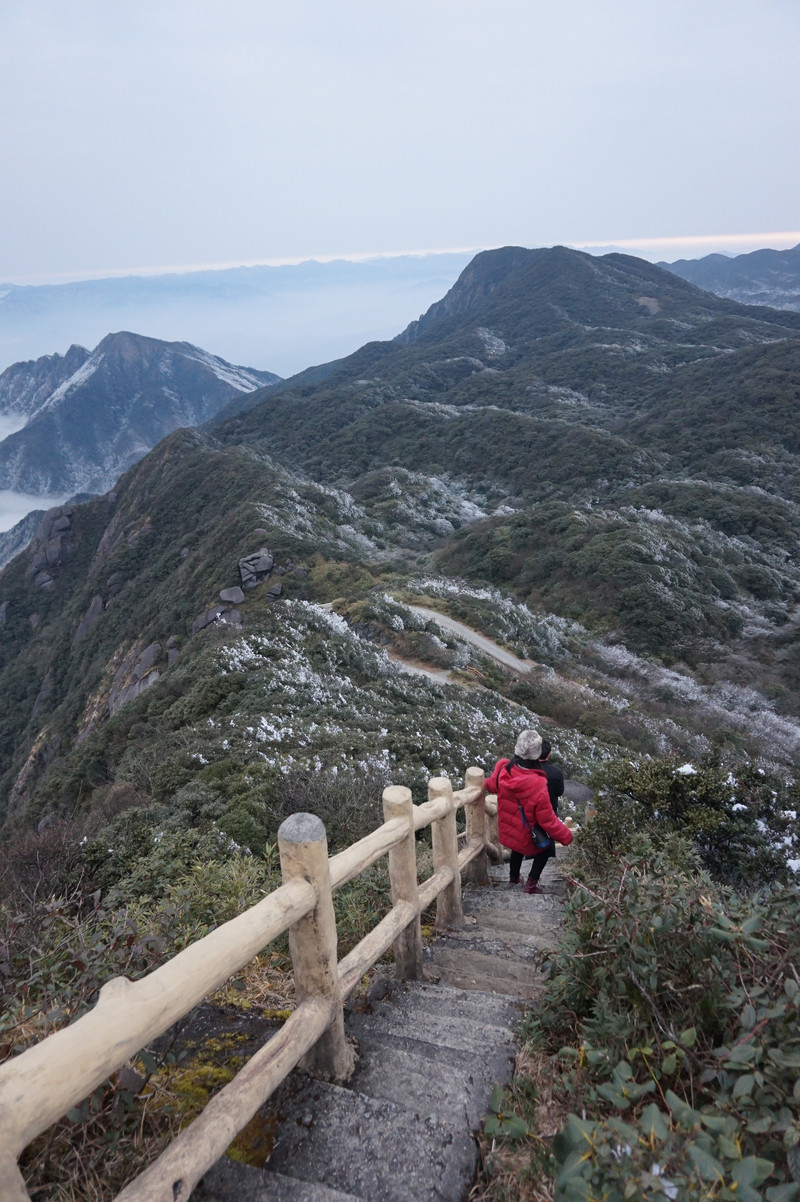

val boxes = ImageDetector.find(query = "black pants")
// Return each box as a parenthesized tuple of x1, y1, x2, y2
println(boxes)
(510, 844, 555, 882)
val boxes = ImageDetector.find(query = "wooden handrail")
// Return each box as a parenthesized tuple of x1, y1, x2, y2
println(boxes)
(0, 875, 316, 1157)
(115, 997, 332, 1202)
(0, 768, 491, 1202)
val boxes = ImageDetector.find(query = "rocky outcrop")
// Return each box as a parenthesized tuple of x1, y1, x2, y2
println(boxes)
(192, 606, 228, 635)
(238, 548, 274, 589)
(27, 506, 75, 590)
(73, 594, 104, 644)
(108, 643, 164, 716)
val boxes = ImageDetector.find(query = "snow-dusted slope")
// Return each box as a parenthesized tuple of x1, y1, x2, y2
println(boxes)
(0, 332, 280, 495)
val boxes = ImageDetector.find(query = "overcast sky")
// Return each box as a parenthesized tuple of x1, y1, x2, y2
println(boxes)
(1, 0, 799, 284)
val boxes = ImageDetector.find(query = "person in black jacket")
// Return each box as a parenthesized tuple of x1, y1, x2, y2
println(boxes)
(537, 739, 564, 815)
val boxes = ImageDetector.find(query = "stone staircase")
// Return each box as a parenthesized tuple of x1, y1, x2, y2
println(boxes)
(195, 862, 564, 1202)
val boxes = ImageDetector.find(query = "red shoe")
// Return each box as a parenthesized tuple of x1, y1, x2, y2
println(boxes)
(524, 879, 542, 894)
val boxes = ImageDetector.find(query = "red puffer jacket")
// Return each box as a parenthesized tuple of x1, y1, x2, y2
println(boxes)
(485, 759, 575, 857)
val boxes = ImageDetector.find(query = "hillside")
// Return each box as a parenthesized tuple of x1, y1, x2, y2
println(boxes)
(0, 332, 279, 495)
(0, 245, 799, 846)
(214, 246, 800, 673)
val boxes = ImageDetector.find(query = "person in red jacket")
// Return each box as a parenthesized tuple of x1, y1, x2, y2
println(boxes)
(485, 729, 574, 894)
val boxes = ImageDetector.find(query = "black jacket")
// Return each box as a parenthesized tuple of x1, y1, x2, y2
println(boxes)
(540, 762, 564, 813)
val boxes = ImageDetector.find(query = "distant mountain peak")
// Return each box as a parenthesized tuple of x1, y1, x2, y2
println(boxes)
(0, 331, 281, 496)
(394, 243, 752, 351)
(662, 243, 800, 311)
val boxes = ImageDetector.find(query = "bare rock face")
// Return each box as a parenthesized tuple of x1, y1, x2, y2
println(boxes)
(28, 506, 75, 590)
(238, 548, 274, 589)
(108, 643, 164, 716)
(73, 594, 105, 644)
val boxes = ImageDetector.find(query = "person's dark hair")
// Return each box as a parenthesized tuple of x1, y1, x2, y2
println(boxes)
(505, 754, 539, 773)
(539, 739, 551, 761)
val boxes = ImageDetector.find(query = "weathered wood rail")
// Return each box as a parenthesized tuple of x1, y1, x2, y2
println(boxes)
(0, 770, 503, 1202)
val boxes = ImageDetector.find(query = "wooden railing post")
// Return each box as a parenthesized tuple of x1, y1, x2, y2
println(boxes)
(278, 813, 354, 1081)
(485, 793, 502, 862)
(382, 785, 423, 979)
(0, 1154, 29, 1202)
(462, 766, 489, 884)
(430, 777, 463, 930)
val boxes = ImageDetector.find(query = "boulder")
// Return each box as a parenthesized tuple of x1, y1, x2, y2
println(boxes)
(564, 780, 594, 805)
(266, 582, 283, 601)
(34, 571, 53, 590)
(106, 571, 124, 594)
(220, 586, 245, 605)
(192, 606, 226, 634)
(238, 548, 274, 589)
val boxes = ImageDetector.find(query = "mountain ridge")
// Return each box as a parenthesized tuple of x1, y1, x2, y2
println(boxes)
(662, 242, 800, 312)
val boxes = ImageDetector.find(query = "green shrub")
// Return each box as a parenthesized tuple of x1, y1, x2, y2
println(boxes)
(586, 756, 798, 887)
(530, 853, 800, 1200)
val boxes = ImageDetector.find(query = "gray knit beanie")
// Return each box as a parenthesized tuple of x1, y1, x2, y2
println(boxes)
(514, 729, 543, 760)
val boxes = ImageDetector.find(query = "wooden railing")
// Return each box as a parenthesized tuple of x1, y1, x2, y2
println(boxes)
(0, 770, 503, 1202)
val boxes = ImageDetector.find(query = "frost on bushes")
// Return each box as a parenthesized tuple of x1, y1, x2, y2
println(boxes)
(407, 574, 583, 660)
(587, 756, 799, 885)
(192, 599, 601, 813)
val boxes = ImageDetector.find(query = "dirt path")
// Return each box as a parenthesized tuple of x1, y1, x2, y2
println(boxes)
(403, 603, 535, 675)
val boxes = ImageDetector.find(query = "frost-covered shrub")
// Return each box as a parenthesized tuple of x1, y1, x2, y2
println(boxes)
(587, 756, 799, 886)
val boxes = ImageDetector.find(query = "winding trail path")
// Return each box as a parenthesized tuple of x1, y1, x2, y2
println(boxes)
(403, 603, 535, 675)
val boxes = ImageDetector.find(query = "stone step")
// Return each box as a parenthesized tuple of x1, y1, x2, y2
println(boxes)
(196, 1159, 365, 1202)
(423, 944, 544, 998)
(347, 998, 514, 1057)
(195, 860, 567, 1202)
(464, 886, 565, 923)
(350, 1025, 514, 1129)
(439, 911, 555, 958)
(352, 978, 519, 1036)
(457, 906, 561, 946)
(262, 1075, 478, 1202)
